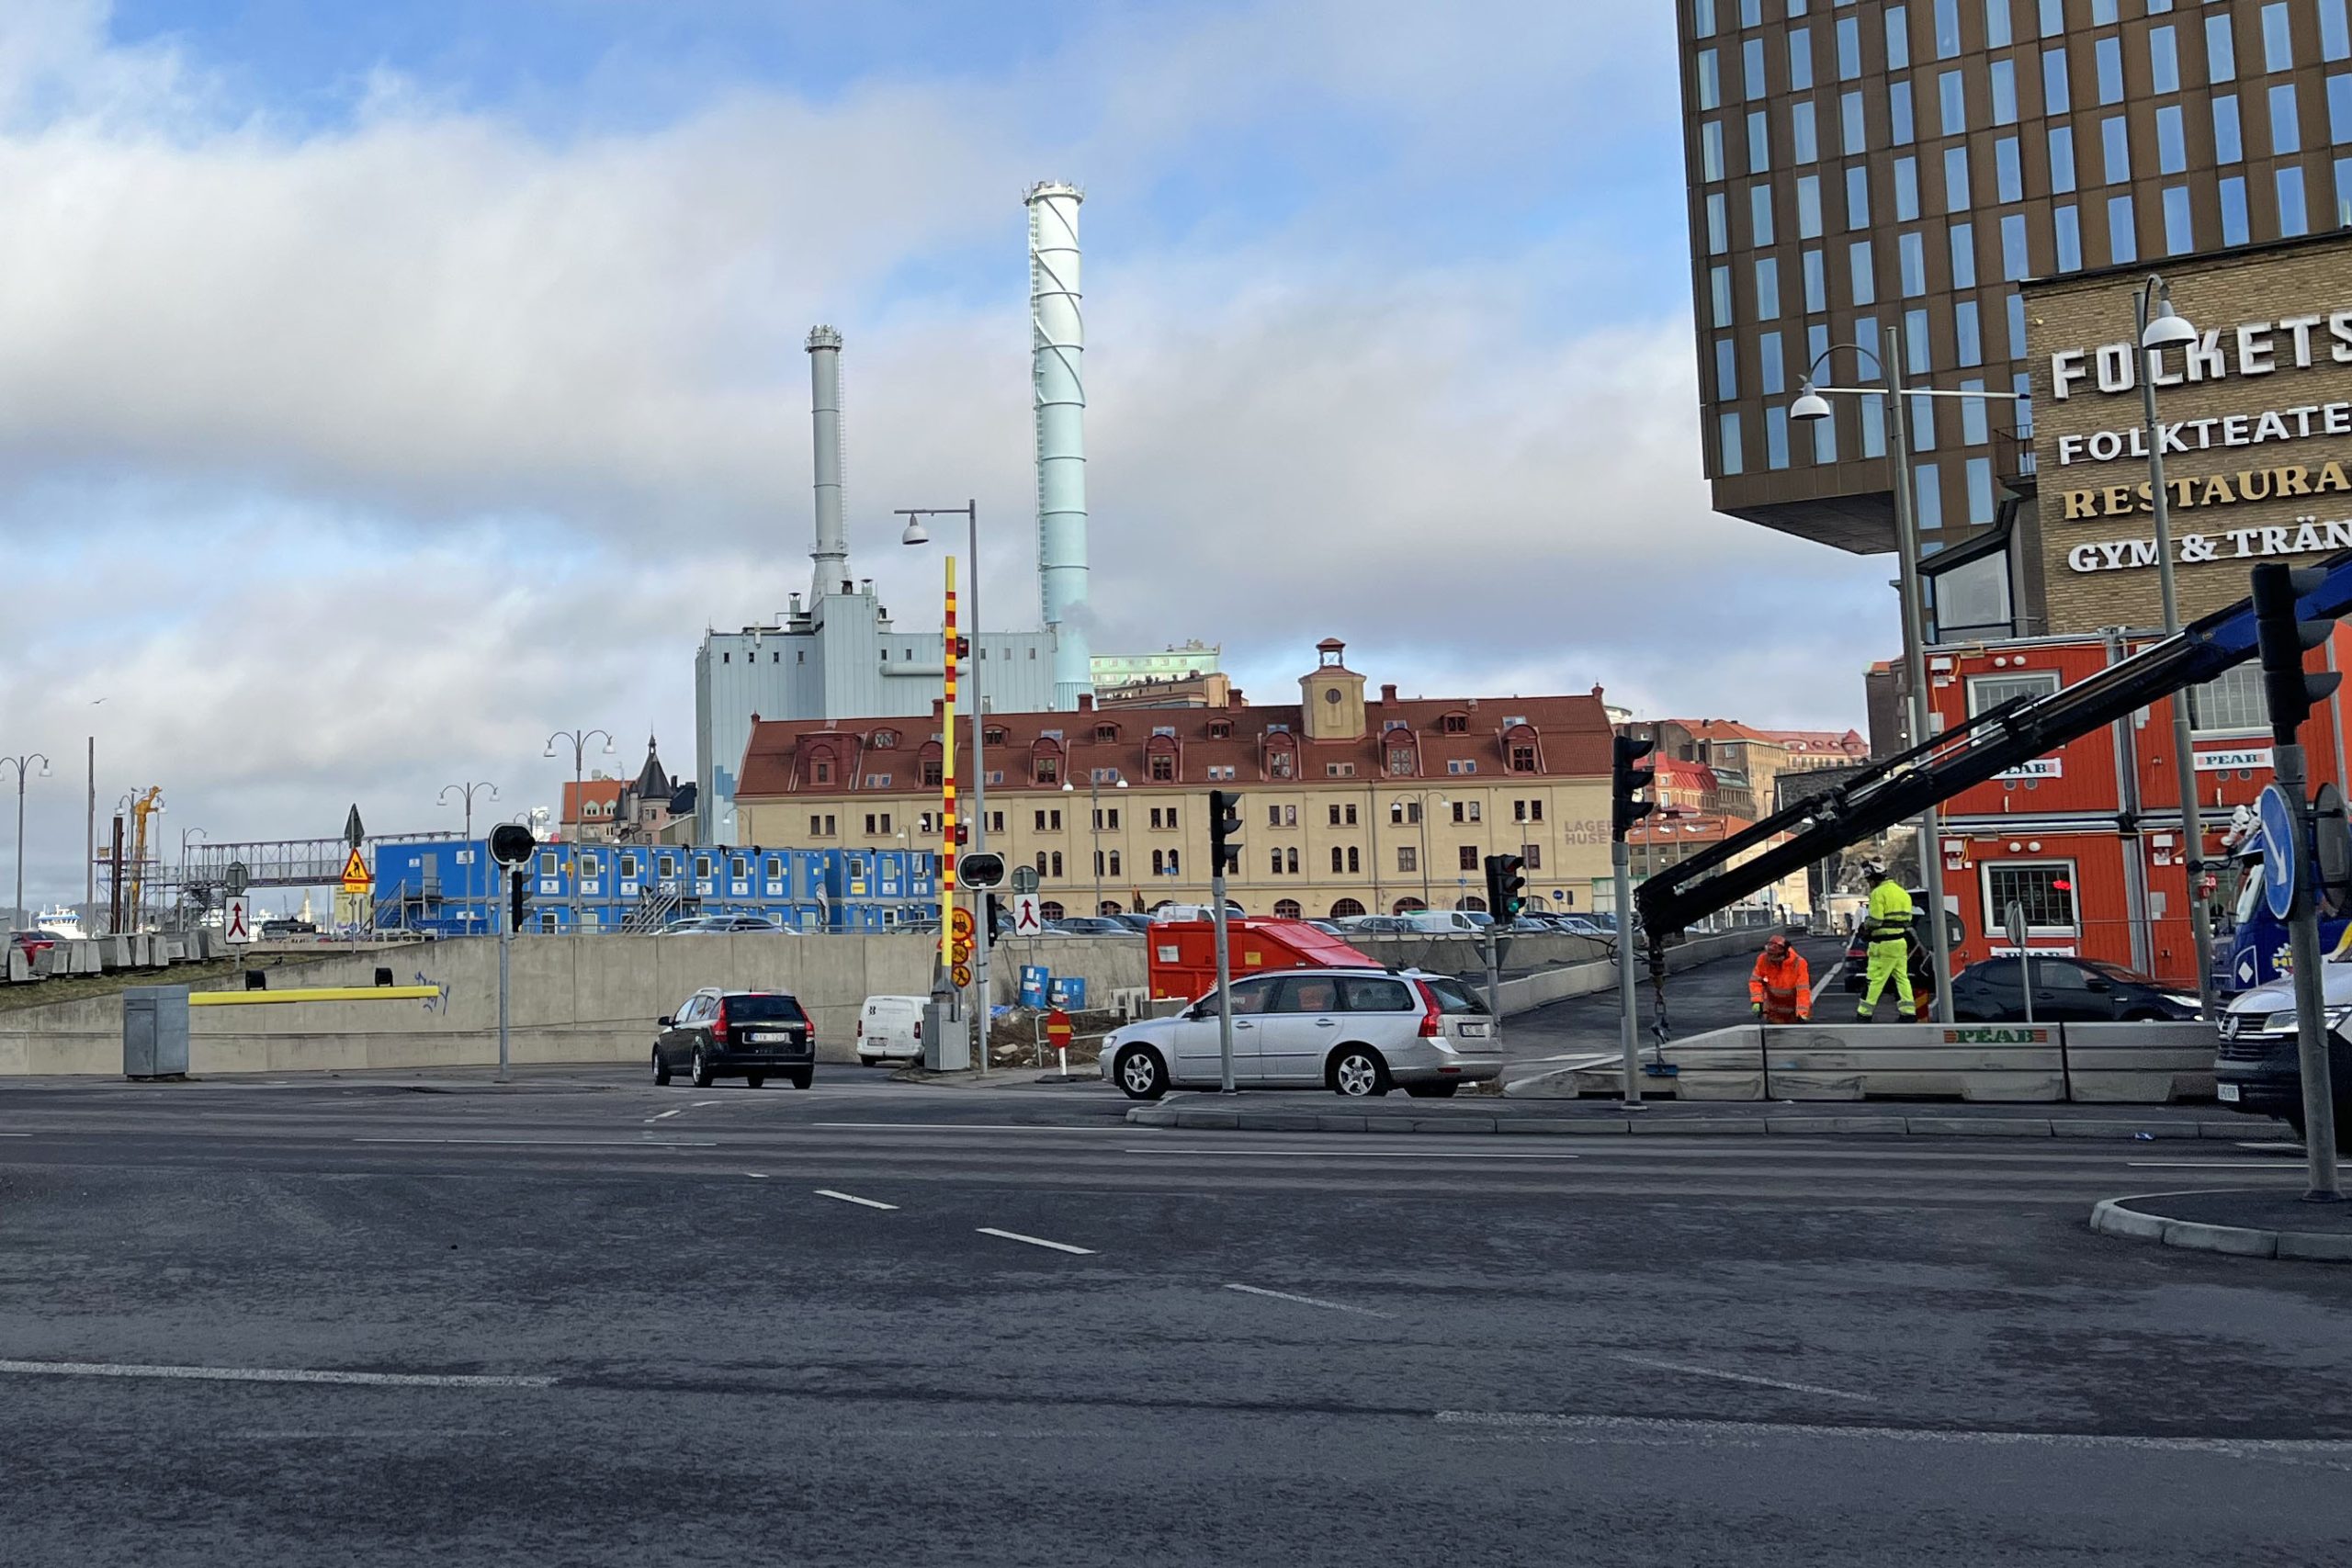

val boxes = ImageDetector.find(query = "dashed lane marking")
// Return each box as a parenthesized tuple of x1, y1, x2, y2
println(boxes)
(976, 1227, 1094, 1255)
(351, 1138, 718, 1148)
(814, 1122, 1126, 1134)
(646, 1108, 687, 1122)
(1434, 1410, 2352, 1464)
(744, 1172, 771, 1179)
(1613, 1353, 1873, 1403)
(1224, 1282, 1391, 1318)
(1123, 1146, 1579, 1160)
(0, 1359, 555, 1390)
(2127, 1161, 2312, 1169)
(814, 1189, 899, 1210)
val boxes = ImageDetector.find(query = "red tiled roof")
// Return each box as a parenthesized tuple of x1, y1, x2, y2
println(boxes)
(737, 690, 1615, 799)
(561, 780, 625, 824)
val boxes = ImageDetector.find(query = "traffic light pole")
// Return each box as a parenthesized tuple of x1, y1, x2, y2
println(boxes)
(498, 867, 514, 1084)
(1212, 863, 1235, 1094)
(1613, 838, 1639, 1108)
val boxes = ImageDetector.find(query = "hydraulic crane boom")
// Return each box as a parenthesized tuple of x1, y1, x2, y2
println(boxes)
(1634, 549, 2352, 967)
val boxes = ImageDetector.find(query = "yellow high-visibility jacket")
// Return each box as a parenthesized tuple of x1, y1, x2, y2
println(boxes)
(1865, 881, 1915, 942)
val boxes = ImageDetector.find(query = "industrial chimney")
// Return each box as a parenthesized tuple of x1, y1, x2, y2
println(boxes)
(1026, 182, 1092, 708)
(807, 325, 848, 603)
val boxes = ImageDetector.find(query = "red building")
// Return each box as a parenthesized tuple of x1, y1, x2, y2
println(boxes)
(1925, 629, 2352, 987)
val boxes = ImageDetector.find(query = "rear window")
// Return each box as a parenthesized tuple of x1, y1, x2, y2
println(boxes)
(727, 995, 808, 1022)
(1340, 977, 1414, 1013)
(1416, 976, 1489, 1016)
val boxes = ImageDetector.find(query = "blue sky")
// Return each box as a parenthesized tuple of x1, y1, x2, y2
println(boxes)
(0, 1, 1888, 909)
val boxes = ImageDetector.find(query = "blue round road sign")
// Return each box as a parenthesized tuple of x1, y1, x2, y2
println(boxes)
(2260, 784, 2299, 921)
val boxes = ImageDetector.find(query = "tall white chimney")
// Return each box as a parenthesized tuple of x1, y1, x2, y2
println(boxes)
(1027, 182, 1092, 708)
(807, 325, 848, 600)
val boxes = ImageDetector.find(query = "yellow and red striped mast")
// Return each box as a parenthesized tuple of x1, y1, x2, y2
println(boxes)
(938, 557, 958, 973)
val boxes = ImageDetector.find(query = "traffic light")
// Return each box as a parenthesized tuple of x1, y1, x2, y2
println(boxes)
(488, 823, 536, 866)
(985, 893, 1006, 947)
(1611, 734, 1657, 840)
(1208, 789, 1243, 874)
(954, 821, 970, 848)
(508, 868, 529, 933)
(2252, 561, 2343, 742)
(1484, 853, 1527, 921)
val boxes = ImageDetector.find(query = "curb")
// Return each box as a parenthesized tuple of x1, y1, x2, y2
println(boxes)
(2090, 1192, 2352, 1263)
(1125, 1102, 2286, 1141)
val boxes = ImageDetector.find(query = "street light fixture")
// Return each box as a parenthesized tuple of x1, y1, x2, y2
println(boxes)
(3, 752, 52, 926)
(1390, 789, 1448, 915)
(2135, 273, 2221, 1021)
(440, 781, 501, 933)
(1068, 773, 1129, 916)
(544, 729, 614, 931)
(899, 500, 989, 1066)
(1790, 328, 2028, 1024)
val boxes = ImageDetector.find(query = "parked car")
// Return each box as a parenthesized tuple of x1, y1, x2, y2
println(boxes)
(1151, 901, 1245, 922)
(1948, 956, 2199, 1022)
(1336, 914, 1417, 935)
(1046, 916, 1138, 938)
(651, 988, 815, 1088)
(1111, 913, 1157, 934)
(1402, 909, 1482, 935)
(1557, 917, 1615, 941)
(665, 915, 797, 935)
(1101, 966, 1502, 1100)
(6, 931, 56, 964)
(856, 994, 928, 1066)
(2216, 964, 2352, 1150)
(1304, 919, 1345, 935)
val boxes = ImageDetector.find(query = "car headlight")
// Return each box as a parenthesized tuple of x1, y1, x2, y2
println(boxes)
(2259, 1007, 2352, 1032)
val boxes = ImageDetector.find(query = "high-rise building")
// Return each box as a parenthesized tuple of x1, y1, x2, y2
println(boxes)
(1675, 0, 2352, 578)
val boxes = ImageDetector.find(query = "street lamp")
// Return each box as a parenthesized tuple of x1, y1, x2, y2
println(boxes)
(544, 729, 614, 931)
(440, 781, 500, 934)
(1068, 773, 1128, 916)
(1791, 327, 2027, 1023)
(2, 752, 51, 925)
(176, 826, 207, 932)
(2134, 274, 2222, 1022)
(900, 501, 992, 1058)
(1390, 789, 1448, 913)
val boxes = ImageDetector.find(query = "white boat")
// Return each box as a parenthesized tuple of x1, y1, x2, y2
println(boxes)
(33, 906, 86, 941)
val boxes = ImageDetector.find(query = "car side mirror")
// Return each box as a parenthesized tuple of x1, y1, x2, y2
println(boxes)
(657, 1016, 673, 1027)
(2083, 977, 2111, 993)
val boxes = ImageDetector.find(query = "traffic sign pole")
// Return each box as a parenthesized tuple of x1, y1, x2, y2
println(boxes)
(2266, 768, 2341, 1201)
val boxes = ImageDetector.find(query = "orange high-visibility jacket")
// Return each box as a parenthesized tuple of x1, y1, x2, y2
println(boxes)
(1749, 947, 1814, 1022)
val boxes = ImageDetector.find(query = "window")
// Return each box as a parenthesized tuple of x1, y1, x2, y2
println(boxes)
(1985, 862, 2078, 936)
(1273, 898, 1303, 919)
(2108, 194, 2137, 263)
(1939, 69, 1965, 136)
(1719, 411, 1745, 475)
(1791, 99, 1818, 163)
(1150, 807, 1179, 830)
(2163, 185, 2194, 254)
(2221, 175, 2250, 244)
(1894, 157, 1918, 220)
(1836, 15, 1860, 77)
(1949, 222, 1975, 288)
(1398, 845, 1418, 874)
(1108, 850, 1123, 876)
(2048, 123, 2075, 192)
(1990, 60, 2017, 125)
(812, 758, 832, 785)
(2101, 115, 2131, 184)
(1788, 27, 1813, 89)
(1347, 846, 1362, 874)
(2265, 3, 2293, 73)
(1804, 249, 1827, 310)
(2280, 164, 2311, 235)
(1521, 844, 1544, 872)
(1150, 849, 1166, 875)
(1943, 144, 1969, 209)
(1849, 240, 1876, 304)
(1458, 845, 1479, 873)
(1510, 744, 1537, 773)
(1050, 852, 1063, 878)
(1755, 256, 1780, 318)
(2329, 0, 2351, 62)
(1955, 300, 1982, 367)
(921, 760, 943, 788)
(1890, 80, 1914, 143)
(2150, 25, 2178, 96)
(2000, 212, 2029, 278)
(1748, 109, 1771, 174)
(2333, 75, 2352, 143)
(1842, 89, 1866, 152)
(1035, 755, 1058, 785)
(2273, 82, 2303, 153)
(1330, 846, 1346, 874)
(1284, 847, 1298, 874)
(1452, 800, 1482, 824)
(2189, 664, 2268, 734)
(1886, 5, 1910, 70)
(1796, 174, 1822, 237)
(1933, 0, 1958, 57)
(1328, 803, 1342, 827)
(1899, 231, 1926, 295)
(2042, 45, 2069, 114)
(1745, 34, 1767, 96)
(988, 811, 1004, 834)
(1513, 798, 1545, 822)
(2095, 36, 2122, 105)
(2209, 12, 2237, 83)
(1968, 671, 2059, 718)
(1148, 754, 1174, 782)
(1844, 164, 1870, 230)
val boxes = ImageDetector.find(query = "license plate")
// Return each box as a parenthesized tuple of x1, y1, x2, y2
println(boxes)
(2217, 1082, 2241, 1102)
(1459, 1022, 1490, 1038)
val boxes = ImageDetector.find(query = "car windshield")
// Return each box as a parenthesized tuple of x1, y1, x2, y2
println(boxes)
(726, 995, 807, 1021)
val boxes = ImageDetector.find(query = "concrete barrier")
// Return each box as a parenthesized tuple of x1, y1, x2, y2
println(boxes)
(1510, 1017, 2222, 1105)
(0, 931, 1165, 1077)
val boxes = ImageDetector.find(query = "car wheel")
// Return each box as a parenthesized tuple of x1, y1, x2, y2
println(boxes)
(650, 1046, 672, 1086)
(787, 1067, 813, 1090)
(690, 1046, 715, 1089)
(745, 1074, 765, 1089)
(1114, 1045, 1168, 1100)
(1403, 1082, 1458, 1099)
(1329, 1046, 1389, 1098)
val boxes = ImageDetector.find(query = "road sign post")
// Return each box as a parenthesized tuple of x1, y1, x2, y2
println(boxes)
(1046, 1006, 1073, 1077)
(1011, 893, 1044, 938)
(223, 896, 253, 945)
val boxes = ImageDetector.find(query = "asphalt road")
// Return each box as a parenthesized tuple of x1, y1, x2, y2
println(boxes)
(1503, 933, 1849, 1066)
(4, 1072, 2348, 1566)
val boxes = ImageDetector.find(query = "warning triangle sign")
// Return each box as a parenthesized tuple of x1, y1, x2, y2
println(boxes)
(340, 846, 372, 892)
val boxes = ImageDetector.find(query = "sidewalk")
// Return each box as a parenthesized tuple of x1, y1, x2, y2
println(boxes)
(2091, 1188, 2352, 1261)
(1125, 1091, 2291, 1141)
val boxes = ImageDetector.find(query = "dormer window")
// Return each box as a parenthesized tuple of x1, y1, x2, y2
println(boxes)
(1035, 754, 1060, 785)
(985, 727, 1009, 746)
(1150, 755, 1174, 782)
(1442, 713, 1469, 734)
(1208, 719, 1233, 739)
(871, 729, 899, 749)
(1094, 723, 1119, 742)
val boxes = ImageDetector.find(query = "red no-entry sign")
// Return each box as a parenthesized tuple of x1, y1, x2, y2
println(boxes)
(1044, 1008, 1073, 1047)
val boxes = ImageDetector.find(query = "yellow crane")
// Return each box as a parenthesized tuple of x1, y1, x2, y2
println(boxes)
(124, 786, 164, 931)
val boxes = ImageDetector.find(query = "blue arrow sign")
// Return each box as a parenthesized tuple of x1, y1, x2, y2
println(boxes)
(2260, 783, 2299, 922)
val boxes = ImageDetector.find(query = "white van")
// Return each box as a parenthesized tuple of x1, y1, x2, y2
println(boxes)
(1403, 909, 1481, 935)
(856, 995, 928, 1066)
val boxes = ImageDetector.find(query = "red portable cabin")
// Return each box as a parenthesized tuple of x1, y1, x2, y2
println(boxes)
(1146, 919, 1375, 1003)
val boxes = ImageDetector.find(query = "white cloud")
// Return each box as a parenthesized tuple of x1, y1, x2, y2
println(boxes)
(0, 1, 1892, 909)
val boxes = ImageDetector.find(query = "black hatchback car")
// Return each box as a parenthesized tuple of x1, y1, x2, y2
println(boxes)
(652, 988, 815, 1089)
(1948, 955, 2199, 1022)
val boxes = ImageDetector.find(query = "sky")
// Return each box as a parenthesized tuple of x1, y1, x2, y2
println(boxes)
(0, 0, 1891, 911)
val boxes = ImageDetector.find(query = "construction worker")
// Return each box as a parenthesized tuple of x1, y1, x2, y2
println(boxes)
(1856, 867, 1917, 1022)
(1748, 931, 1813, 1024)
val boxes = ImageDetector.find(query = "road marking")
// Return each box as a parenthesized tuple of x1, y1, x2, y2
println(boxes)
(976, 1226, 1094, 1255)
(694, 1100, 725, 1107)
(1224, 1282, 1390, 1318)
(646, 1108, 687, 1122)
(1810, 963, 1845, 1001)
(351, 1138, 718, 1148)
(744, 1172, 771, 1179)
(0, 1133, 28, 1137)
(1433, 1410, 2352, 1463)
(0, 1359, 554, 1390)
(1613, 1353, 1872, 1403)
(815, 1189, 899, 1210)
(815, 1122, 1125, 1134)
(2127, 1161, 2310, 1169)
(1123, 1146, 1579, 1160)
(2237, 1142, 2307, 1152)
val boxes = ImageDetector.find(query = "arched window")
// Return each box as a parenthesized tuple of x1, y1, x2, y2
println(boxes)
(1035, 852, 1048, 875)
(1460, 895, 1488, 911)
(1346, 846, 1361, 874)
(1272, 898, 1303, 919)
(871, 729, 899, 749)
(1040, 901, 1065, 921)
(1099, 899, 1123, 917)
(1152, 849, 1167, 874)
(1393, 897, 1426, 914)
(1270, 849, 1284, 875)
(1285, 847, 1299, 874)
(1050, 852, 1064, 878)
(1329, 897, 1366, 919)
(1330, 846, 1344, 873)
(1109, 850, 1122, 875)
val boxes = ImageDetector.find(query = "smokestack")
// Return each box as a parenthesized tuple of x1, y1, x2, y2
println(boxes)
(1026, 181, 1092, 709)
(807, 325, 847, 602)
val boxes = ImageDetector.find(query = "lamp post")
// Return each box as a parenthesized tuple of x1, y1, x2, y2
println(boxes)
(544, 730, 614, 931)
(3, 752, 51, 926)
(440, 781, 500, 933)
(1388, 789, 1447, 912)
(176, 826, 207, 931)
(2133, 276, 2222, 1021)
(1792, 330, 2027, 1024)
(1072, 772, 1127, 916)
(901, 502, 990, 1058)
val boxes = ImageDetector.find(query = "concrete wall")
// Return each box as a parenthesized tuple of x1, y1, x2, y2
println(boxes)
(0, 932, 1158, 1077)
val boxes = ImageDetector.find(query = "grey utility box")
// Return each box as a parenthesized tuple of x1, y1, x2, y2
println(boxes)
(122, 986, 192, 1079)
(922, 1000, 972, 1073)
